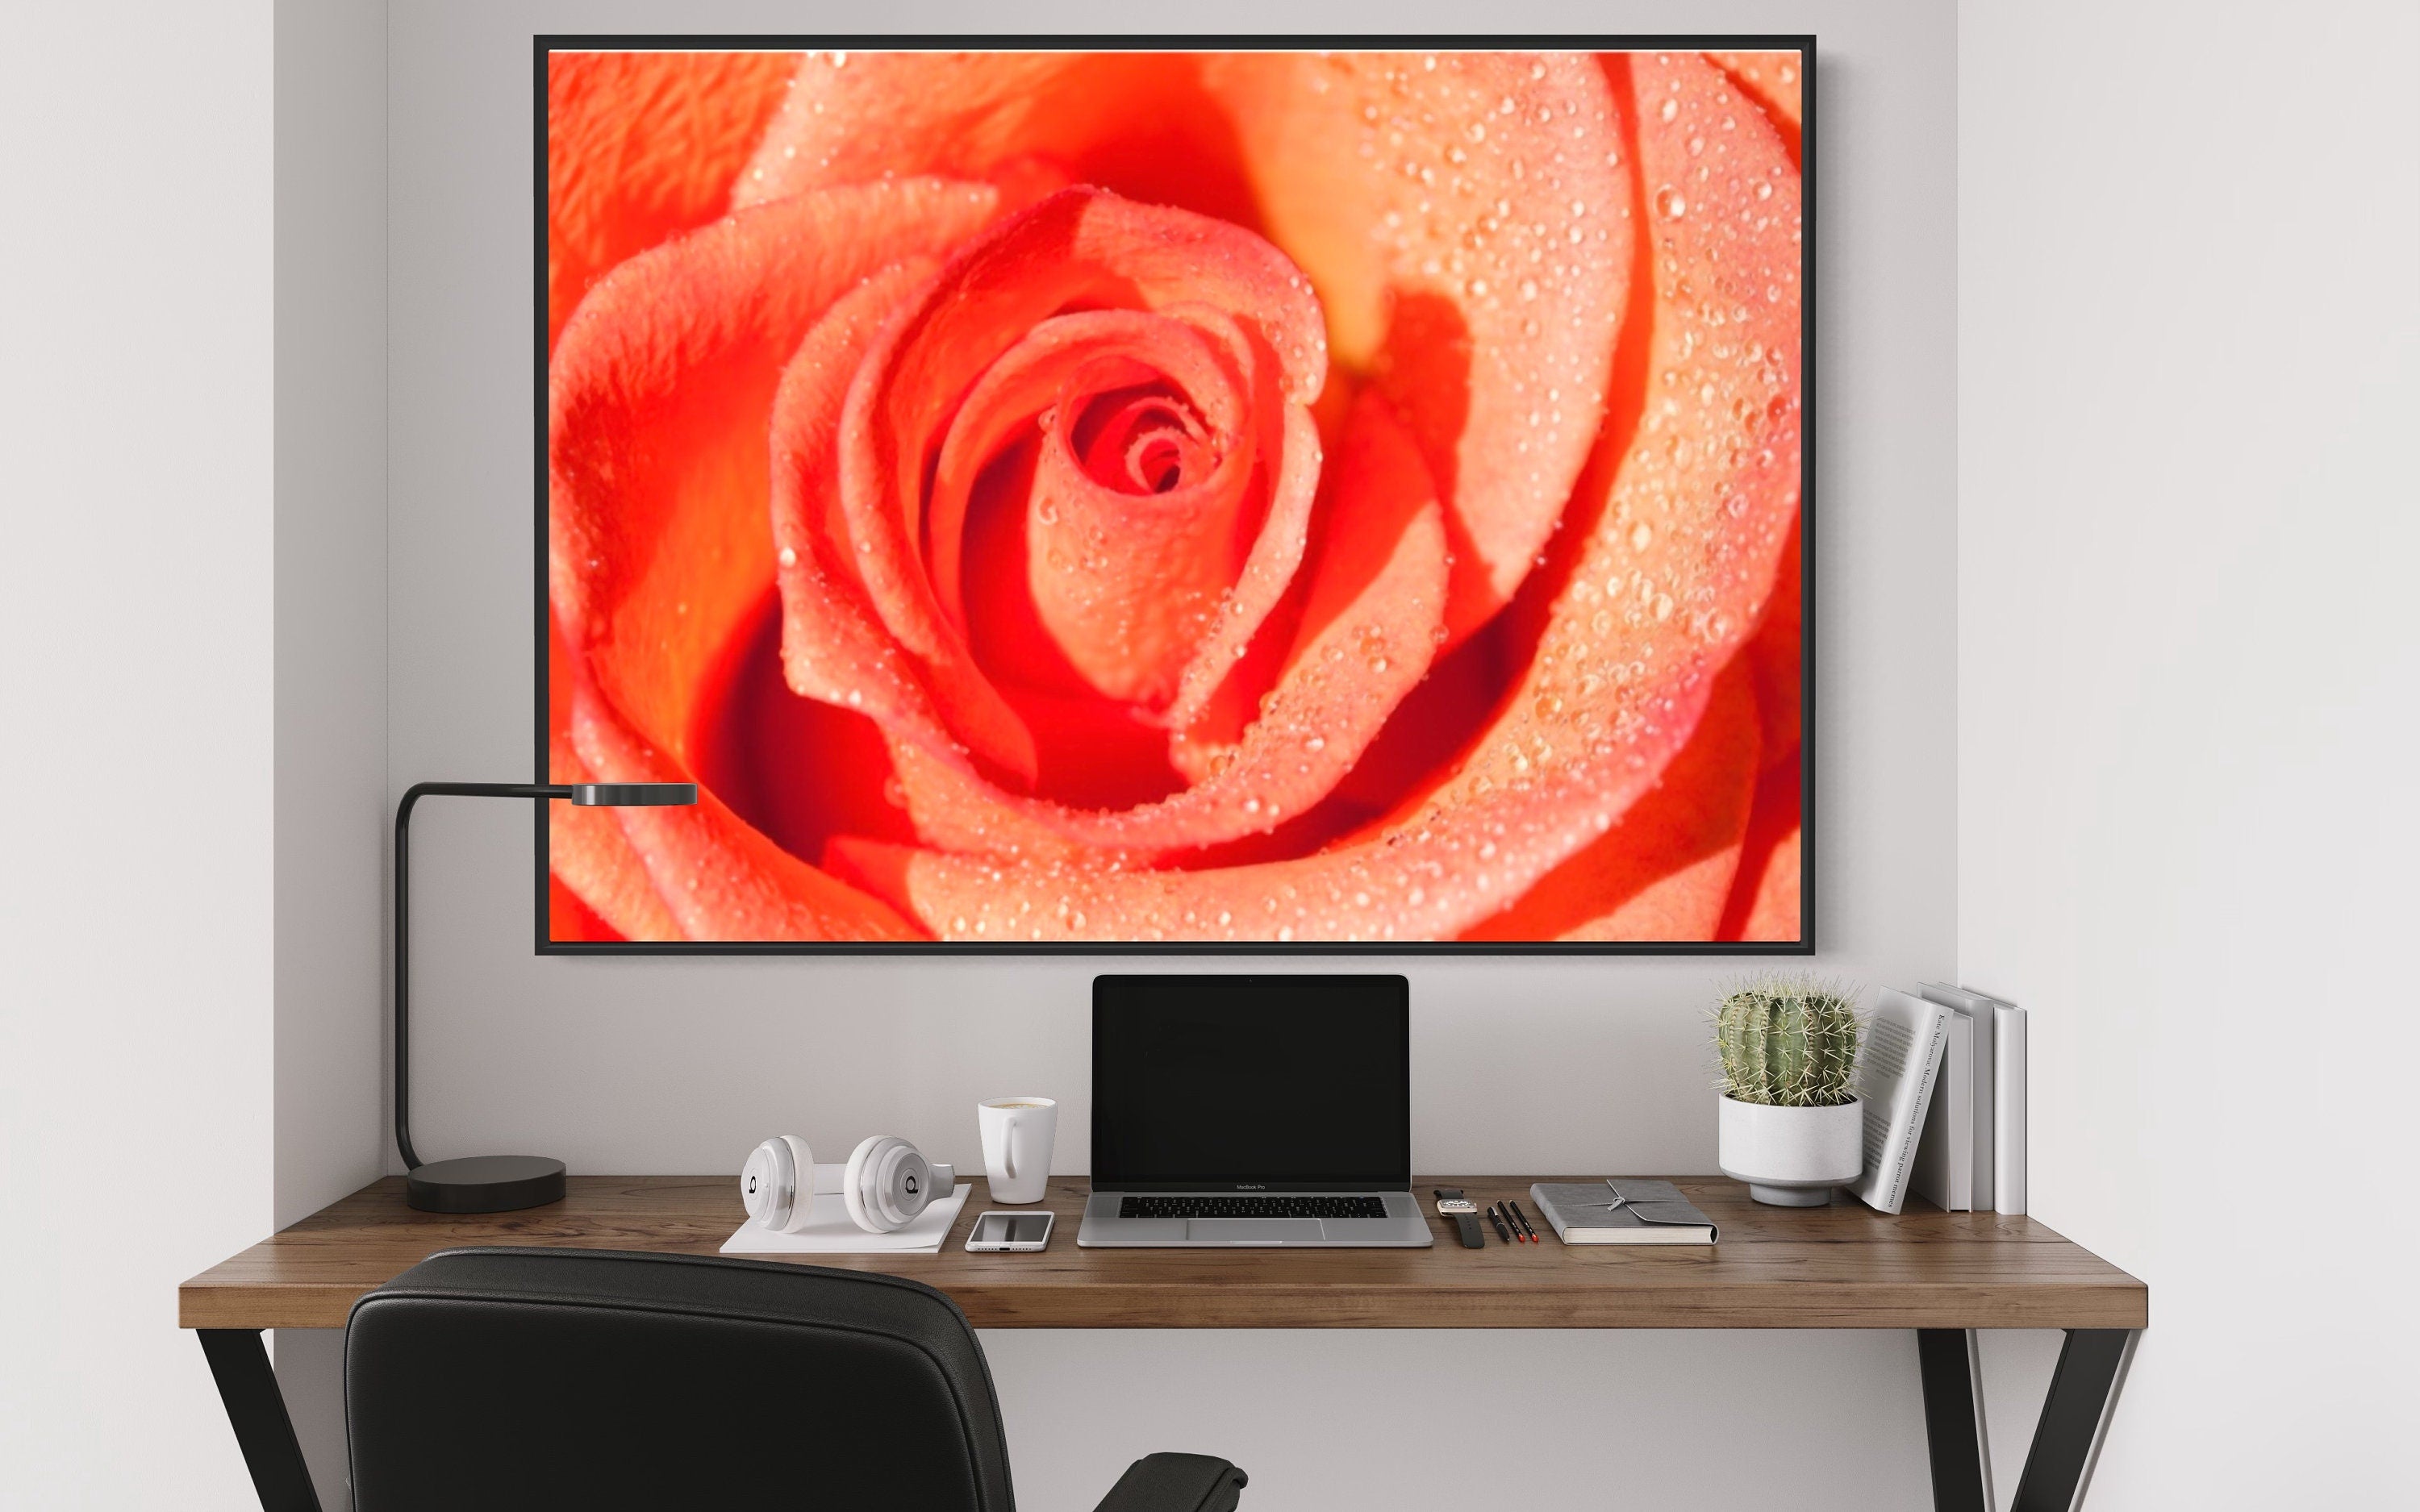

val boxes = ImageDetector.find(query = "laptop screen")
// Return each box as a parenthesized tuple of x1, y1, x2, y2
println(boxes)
(1091, 975, 1411, 1192)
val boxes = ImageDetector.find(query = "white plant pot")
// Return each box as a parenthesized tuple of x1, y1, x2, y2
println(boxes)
(1717, 1095, 1864, 1206)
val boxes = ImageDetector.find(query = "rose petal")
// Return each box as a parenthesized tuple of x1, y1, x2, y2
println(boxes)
(1738, 828, 1802, 940)
(547, 731, 683, 942)
(842, 52, 1800, 941)
(1704, 49, 1805, 142)
(1441, 48, 1802, 803)
(553, 178, 1003, 756)
(569, 681, 920, 940)
(547, 874, 623, 942)
(690, 589, 927, 866)
(856, 391, 1448, 864)
(1719, 756, 1803, 942)
(551, 179, 1003, 940)
(735, 52, 1269, 231)
(1155, 400, 1324, 733)
(1198, 51, 1633, 641)
(546, 610, 670, 939)
(1333, 49, 1805, 833)
(1742, 511, 1802, 764)
(547, 51, 798, 348)
(767, 256, 1042, 784)
(1462, 664, 1759, 941)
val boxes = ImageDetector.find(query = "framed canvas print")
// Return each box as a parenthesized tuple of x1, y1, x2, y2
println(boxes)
(540, 38, 1810, 952)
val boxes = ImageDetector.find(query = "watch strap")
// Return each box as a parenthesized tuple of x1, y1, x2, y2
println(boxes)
(1433, 1188, 1486, 1248)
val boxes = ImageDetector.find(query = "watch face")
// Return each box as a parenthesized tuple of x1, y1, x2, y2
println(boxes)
(1437, 1200, 1475, 1214)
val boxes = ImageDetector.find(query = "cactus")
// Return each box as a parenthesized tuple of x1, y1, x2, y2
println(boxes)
(1716, 975, 1862, 1107)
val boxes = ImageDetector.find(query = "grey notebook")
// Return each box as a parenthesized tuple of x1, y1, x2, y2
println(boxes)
(1529, 1179, 1718, 1245)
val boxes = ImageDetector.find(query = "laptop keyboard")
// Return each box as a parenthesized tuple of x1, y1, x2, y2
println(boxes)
(1119, 1195, 1388, 1220)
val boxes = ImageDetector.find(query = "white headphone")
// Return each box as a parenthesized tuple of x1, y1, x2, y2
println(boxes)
(740, 1135, 957, 1235)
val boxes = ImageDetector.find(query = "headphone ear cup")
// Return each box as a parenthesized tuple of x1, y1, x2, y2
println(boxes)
(741, 1135, 815, 1233)
(776, 1135, 816, 1232)
(845, 1135, 934, 1233)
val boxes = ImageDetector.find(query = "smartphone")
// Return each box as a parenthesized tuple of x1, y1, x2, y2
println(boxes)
(965, 1210, 1054, 1252)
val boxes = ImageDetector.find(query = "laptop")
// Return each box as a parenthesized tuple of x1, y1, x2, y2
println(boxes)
(1077, 974, 1433, 1248)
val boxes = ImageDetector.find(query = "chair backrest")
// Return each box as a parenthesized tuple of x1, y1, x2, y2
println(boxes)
(346, 1247, 1016, 1511)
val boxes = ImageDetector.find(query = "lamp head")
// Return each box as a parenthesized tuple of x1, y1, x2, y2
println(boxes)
(570, 782, 699, 807)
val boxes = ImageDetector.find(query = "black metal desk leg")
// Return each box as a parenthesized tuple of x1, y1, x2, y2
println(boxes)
(1917, 1328, 1992, 1512)
(2012, 1329, 2136, 1512)
(197, 1330, 325, 1512)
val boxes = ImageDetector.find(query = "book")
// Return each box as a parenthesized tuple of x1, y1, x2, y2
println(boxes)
(1846, 989, 1951, 1216)
(1918, 982, 2027, 1214)
(1995, 1000, 2026, 1214)
(1917, 981, 2001, 1210)
(1528, 1179, 1717, 1245)
(1909, 1003, 1974, 1210)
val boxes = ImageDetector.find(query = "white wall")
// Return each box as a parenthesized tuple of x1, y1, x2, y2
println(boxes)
(1958, 2, 2419, 1504)
(272, 0, 393, 1501)
(382, 4, 1959, 1510)
(0, 3, 277, 1509)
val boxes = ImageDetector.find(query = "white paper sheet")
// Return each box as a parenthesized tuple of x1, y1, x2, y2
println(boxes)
(720, 1184, 970, 1255)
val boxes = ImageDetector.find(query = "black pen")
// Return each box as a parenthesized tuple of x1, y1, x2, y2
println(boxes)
(1487, 1204, 1513, 1244)
(1507, 1198, 1539, 1243)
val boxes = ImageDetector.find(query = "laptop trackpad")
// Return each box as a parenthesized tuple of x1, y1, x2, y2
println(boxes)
(1186, 1218, 1325, 1243)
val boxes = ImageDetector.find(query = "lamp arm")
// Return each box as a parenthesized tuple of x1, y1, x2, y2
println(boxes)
(393, 782, 573, 1172)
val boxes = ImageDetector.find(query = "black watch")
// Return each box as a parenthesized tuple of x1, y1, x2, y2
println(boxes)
(1433, 1188, 1485, 1248)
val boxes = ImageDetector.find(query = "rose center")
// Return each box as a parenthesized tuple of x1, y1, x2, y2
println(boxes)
(1070, 382, 1213, 497)
(986, 356, 1255, 710)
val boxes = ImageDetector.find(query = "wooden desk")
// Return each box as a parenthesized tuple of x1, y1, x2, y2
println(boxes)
(184, 1176, 2146, 1512)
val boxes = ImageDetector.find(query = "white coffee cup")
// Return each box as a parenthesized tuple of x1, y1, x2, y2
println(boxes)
(978, 1098, 1058, 1205)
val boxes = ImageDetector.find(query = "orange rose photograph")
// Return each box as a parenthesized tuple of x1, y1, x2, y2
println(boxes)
(542, 40, 1808, 950)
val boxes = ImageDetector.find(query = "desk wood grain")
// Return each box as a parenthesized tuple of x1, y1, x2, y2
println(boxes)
(180, 1176, 2146, 1332)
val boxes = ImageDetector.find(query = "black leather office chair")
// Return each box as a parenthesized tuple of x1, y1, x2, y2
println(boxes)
(345, 1248, 1247, 1511)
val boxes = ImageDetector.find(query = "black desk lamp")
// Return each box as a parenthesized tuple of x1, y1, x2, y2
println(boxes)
(394, 780, 696, 1212)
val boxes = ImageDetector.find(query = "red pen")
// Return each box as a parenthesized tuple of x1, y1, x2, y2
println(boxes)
(1507, 1198, 1539, 1243)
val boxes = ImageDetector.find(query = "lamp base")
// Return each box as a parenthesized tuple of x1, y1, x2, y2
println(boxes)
(404, 1154, 567, 1213)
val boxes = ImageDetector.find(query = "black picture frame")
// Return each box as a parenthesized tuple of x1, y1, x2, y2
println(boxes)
(534, 35, 1815, 956)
